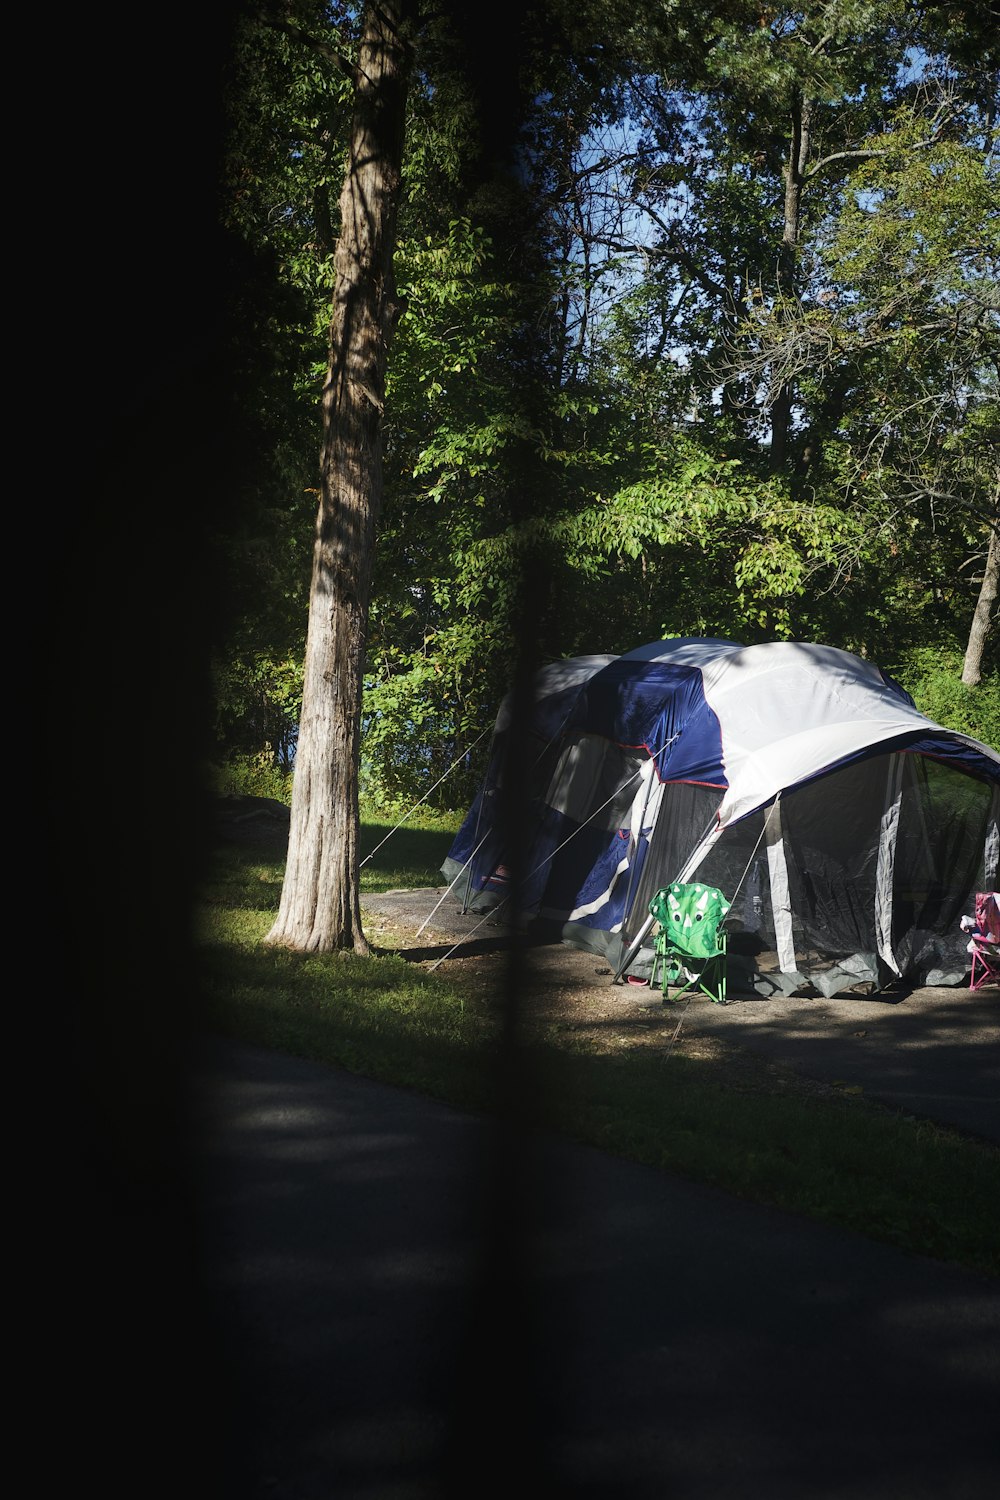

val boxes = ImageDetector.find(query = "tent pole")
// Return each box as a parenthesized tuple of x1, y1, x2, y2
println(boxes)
(875, 755, 904, 978)
(985, 786, 999, 889)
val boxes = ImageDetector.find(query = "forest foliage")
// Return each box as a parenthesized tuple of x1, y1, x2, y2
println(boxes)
(214, 0, 998, 812)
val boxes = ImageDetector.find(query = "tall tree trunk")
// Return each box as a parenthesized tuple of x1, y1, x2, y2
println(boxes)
(267, 0, 413, 953)
(962, 502, 999, 687)
(770, 94, 812, 470)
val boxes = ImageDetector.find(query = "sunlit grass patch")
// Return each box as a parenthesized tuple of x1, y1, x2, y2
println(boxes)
(359, 808, 462, 894)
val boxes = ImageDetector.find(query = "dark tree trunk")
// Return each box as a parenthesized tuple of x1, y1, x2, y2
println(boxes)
(267, 0, 413, 953)
(962, 503, 999, 687)
(770, 95, 812, 470)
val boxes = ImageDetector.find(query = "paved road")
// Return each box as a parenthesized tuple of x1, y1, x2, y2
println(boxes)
(189, 1036, 1000, 1500)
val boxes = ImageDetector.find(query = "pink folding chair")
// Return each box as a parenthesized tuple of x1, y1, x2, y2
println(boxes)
(966, 892, 1000, 991)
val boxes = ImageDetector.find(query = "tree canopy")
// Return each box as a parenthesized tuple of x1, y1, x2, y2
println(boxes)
(215, 0, 998, 829)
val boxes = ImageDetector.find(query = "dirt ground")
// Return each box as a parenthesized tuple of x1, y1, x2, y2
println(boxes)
(363, 890, 712, 1049)
(360, 884, 1000, 1141)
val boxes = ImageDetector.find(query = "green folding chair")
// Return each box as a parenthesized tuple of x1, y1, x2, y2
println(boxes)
(648, 882, 732, 1004)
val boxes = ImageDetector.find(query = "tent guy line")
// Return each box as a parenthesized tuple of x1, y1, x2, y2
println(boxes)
(360, 724, 492, 868)
(422, 729, 689, 972)
(415, 828, 494, 941)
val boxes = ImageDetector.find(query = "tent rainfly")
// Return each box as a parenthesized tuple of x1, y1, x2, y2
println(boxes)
(442, 639, 1000, 997)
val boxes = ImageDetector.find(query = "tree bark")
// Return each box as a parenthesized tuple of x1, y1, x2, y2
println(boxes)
(962, 502, 999, 687)
(266, 0, 413, 953)
(770, 94, 813, 470)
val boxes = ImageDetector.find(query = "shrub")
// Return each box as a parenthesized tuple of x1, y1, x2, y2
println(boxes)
(214, 747, 293, 805)
(891, 648, 1000, 745)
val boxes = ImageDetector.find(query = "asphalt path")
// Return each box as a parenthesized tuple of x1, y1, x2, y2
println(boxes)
(189, 1037, 999, 1500)
(176, 880, 1000, 1498)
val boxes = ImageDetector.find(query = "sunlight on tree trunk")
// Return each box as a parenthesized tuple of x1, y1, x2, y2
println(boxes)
(266, 0, 413, 954)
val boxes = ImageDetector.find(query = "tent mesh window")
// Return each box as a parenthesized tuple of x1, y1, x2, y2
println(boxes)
(621, 783, 725, 950)
(621, 757, 995, 991)
(892, 755, 993, 979)
(778, 760, 885, 966)
(545, 734, 645, 831)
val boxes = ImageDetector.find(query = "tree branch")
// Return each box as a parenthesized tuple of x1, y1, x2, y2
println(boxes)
(807, 131, 950, 179)
(261, 9, 358, 83)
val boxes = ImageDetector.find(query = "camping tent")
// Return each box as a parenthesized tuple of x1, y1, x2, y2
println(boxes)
(442, 639, 1000, 996)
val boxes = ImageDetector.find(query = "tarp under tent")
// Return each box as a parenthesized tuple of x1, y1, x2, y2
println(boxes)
(441, 639, 1000, 997)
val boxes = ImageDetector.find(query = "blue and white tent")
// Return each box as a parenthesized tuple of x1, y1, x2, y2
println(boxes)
(442, 639, 1000, 996)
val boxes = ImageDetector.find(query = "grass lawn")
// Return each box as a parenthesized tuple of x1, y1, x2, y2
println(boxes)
(196, 807, 1000, 1279)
